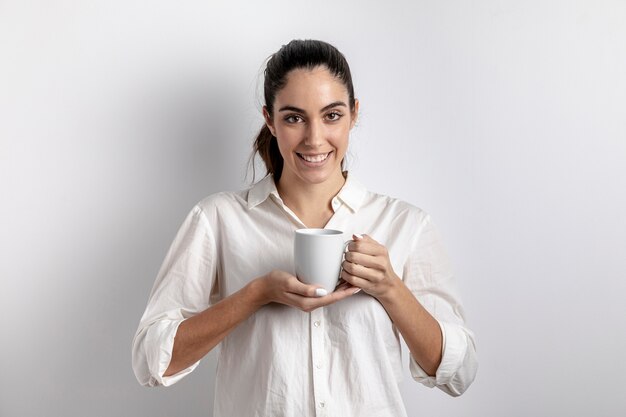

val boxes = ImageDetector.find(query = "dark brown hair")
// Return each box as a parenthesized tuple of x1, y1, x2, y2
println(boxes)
(250, 39, 356, 182)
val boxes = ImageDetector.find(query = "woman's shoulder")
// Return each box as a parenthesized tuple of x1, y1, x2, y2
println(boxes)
(362, 187, 431, 224)
(344, 174, 428, 222)
(192, 188, 249, 217)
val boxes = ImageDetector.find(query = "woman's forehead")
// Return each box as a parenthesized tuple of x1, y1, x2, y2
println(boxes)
(276, 67, 349, 107)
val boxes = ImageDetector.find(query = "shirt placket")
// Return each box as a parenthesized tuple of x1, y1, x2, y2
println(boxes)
(310, 308, 329, 417)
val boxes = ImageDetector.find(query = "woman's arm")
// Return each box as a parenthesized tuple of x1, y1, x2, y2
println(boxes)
(341, 230, 477, 396)
(340, 235, 442, 375)
(164, 270, 359, 377)
(163, 278, 263, 377)
(376, 279, 442, 376)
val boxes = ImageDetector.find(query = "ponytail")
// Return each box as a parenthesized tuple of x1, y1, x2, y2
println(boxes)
(249, 124, 283, 182)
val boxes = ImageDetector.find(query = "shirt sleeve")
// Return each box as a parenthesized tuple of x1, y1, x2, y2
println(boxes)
(131, 205, 218, 387)
(402, 214, 478, 396)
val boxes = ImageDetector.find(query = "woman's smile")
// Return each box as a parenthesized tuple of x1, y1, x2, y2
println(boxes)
(296, 151, 333, 167)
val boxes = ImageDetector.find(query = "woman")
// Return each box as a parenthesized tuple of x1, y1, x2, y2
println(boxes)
(132, 39, 478, 416)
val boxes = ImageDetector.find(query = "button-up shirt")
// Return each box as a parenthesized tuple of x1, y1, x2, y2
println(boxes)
(132, 173, 478, 417)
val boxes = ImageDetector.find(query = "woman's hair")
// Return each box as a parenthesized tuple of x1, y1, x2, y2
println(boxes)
(250, 39, 356, 182)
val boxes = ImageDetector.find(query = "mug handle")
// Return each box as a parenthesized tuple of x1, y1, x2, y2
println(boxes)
(338, 239, 352, 279)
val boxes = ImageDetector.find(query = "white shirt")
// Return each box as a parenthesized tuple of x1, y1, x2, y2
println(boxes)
(132, 173, 478, 417)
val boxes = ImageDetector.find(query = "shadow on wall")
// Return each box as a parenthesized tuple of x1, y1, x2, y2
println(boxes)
(136, 70, 250, 198)
(57, 70, 252, 416)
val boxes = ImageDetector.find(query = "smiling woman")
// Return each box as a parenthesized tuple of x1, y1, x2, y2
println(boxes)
(132, 39, 478, 417)
(262, 65, 358, 227)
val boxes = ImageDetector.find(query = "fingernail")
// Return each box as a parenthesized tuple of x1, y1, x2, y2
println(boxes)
(315, 288, 328, 297)
(354, 234, 363, 240)
(353, 288, 362, 294)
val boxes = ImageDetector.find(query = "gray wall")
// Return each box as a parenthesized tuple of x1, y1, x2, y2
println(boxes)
(1, 1, 625, 416)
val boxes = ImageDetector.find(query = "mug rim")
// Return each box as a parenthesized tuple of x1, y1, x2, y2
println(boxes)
(295, 228, 343, 236)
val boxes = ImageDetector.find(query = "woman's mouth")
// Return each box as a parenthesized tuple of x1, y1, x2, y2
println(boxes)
(296, 152, 332, 165)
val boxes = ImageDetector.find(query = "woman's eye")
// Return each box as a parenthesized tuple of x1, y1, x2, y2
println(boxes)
(285, 115, 303, 123)
(326, 111, 343, 121)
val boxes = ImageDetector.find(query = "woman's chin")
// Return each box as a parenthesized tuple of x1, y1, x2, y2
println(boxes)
(297, 167, 345, 186)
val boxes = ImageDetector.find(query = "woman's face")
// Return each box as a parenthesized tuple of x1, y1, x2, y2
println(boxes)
(264, 66, 359, 186)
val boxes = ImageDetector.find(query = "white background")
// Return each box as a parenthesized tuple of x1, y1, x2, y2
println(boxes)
(1, 1, 625, 416)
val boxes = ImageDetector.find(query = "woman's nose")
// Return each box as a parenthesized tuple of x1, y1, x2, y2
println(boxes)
(304, 120, 324, 147)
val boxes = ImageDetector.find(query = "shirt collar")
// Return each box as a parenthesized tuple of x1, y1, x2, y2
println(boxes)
(247, 174, 281, 209)
(334, 173, 367, 213)
(246, 172, 367, 212)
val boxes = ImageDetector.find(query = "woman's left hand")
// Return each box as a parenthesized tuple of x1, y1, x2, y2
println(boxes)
(340, 234, 401, 299)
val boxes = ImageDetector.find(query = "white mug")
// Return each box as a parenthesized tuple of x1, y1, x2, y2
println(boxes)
(294, 228, 351, 294)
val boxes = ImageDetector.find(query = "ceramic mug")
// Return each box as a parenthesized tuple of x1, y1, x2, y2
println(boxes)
(294, 228, 351, 294)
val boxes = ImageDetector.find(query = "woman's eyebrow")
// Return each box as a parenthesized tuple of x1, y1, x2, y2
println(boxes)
(278, 101, 347, 113)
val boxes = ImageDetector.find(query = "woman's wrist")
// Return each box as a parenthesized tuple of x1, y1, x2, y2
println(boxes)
(245, 276, 270, 308)
(375, 273, 405, 305)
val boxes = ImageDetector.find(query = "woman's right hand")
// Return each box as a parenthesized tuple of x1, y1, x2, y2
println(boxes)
(251, 270, 360, 312)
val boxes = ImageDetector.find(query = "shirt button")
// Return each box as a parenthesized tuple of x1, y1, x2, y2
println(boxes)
(316, 363, 322, 369)
(314, 321, 320, 327)
(319, 401, 325, 408)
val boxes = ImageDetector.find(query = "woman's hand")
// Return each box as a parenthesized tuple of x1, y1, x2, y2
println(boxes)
(341, 234, 402, 299)
(341, 234, 445, 376)
(252, 270, 360, 312)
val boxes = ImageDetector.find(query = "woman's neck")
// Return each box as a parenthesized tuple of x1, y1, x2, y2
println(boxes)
(276, 169, 346, 226)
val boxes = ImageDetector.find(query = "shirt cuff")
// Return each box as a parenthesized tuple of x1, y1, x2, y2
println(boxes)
(409, 320, 467, 387)
(144, 318, 200, 387)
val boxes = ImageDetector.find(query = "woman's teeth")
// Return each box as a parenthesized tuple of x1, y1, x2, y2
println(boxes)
(298, 152, 330, 163)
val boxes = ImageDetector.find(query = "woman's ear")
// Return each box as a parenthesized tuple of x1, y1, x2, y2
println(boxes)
(350, 99, 360, 129)
(263, 106, 276, 136)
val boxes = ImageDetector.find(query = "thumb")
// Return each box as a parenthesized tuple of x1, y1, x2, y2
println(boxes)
(291, 277, 328, 297)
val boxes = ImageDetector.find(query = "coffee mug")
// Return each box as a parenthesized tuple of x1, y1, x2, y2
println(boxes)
(294, 228, 351, 294)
